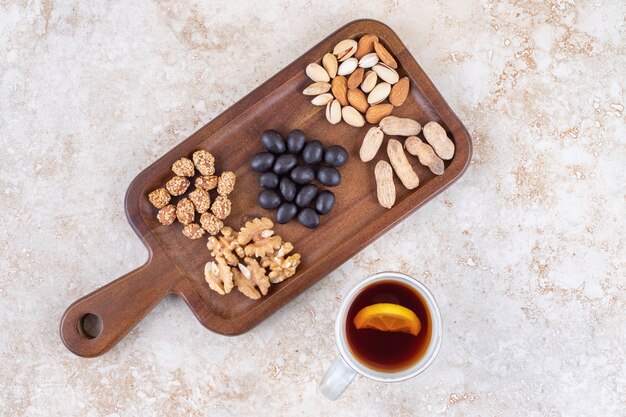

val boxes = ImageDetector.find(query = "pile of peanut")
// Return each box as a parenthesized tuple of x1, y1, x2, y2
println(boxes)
(147, 150, 236, 239)
(360, 118, 455, 208)
(205, 217, 301, 300)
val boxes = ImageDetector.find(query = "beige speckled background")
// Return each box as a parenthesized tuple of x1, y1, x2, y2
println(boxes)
(1, 1, 625, 416)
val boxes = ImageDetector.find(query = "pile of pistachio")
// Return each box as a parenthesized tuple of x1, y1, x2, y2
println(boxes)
(302, 34, 410, 127)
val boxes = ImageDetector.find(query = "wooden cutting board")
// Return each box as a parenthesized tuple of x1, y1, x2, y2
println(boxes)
(60, 19, 471, 357)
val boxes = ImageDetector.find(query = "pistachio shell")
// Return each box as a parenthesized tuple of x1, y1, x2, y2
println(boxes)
(341, 106, 365, 127)
(358, 52, 379, 68)
(311, 93, 334, 106)
(325, 99, 341, 124)
(322, 53, 338, 78)
(372, 63, 399, 84)
(306, 63, 330, 82)
(367, 82, 391, 105)
(333, 39, 358, 62)
(361, 70, 378, 93)
(303, 82, 331, 95)
(337, 57, 358, 76)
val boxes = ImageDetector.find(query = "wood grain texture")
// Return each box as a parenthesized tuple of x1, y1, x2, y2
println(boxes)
(60, 19, 472, 357)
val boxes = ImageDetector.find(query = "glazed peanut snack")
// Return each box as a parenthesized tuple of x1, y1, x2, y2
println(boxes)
(188, 188, 211, 213)
(217, 171, 236, 196)
(147, 149, 236, 239)
(200, 213, 223, 235)
(195, 175, 218, 191)
(176, 198, 195, 225)
(192, 150, 215, 176)
(157, 205, 176, 225)
(211, 195, 231, 220)
(204, 217, 301, 300)
(171, 157, 195, 177)
(165, 176, 190, 196)
(182, 223, 205, 240)
(148, 188, 170, 209)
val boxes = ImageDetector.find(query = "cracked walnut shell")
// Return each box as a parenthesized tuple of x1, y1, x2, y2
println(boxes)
(176, 198, 195, 225)
(188, 188, 211, 213)
(211, 195, 231, 219)
(166, 176, 190, 196)
(217, 171, 236, 196)
(172, 157, 195, 177)
(157, 204, 176, 225)
(148, 188, 171, 209)
(193, 150, 215, 176)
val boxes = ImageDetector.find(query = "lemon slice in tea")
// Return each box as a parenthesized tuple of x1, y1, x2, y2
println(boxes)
(353, 303, 421, 336)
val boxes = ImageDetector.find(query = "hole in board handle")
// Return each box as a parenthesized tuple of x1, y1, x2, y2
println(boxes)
(78, 313, 103, 339)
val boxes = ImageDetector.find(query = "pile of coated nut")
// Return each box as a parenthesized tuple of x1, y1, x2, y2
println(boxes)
(302, 33, 410, 127)
(250, 129, 348, 228)
(148, 150, 236, 239)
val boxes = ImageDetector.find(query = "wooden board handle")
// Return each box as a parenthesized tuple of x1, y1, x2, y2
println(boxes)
(60, 254, 180, 357)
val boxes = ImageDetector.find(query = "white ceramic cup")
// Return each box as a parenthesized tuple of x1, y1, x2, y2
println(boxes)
(319, 272, 443, 400)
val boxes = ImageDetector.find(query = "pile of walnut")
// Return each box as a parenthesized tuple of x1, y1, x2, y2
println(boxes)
(360, 118, 456, 209)
(204, 217, 301, 300)
(147, 150, 236, 239)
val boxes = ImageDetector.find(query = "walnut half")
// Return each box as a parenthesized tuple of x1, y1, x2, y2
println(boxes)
(237, 217, 274, 246)
(232, 267, 261, 300)
(244, 235, 282, 258)
(204, 257, 234, 295)
(262, 242, 301, 284)
(240, 258, 271, 296)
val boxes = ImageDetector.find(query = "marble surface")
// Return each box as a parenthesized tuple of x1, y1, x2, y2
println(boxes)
(1, 1, 625, 416)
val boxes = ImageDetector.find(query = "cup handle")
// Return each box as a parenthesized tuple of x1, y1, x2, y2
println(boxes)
(319, 357, 357, 400)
